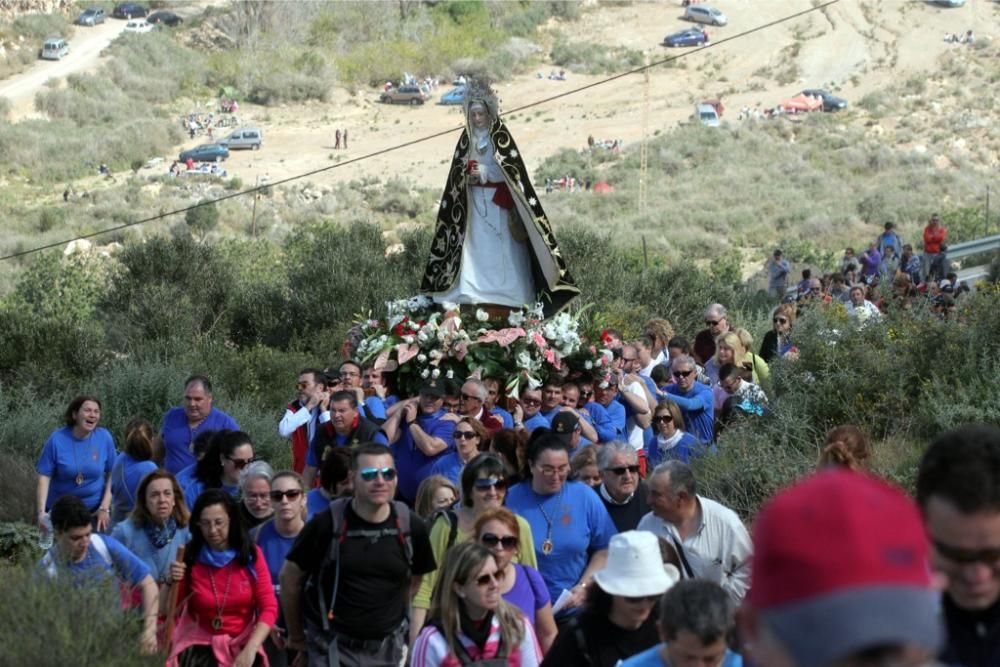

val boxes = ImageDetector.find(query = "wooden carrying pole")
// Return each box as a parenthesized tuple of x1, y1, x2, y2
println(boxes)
(163, 545, 186, 649)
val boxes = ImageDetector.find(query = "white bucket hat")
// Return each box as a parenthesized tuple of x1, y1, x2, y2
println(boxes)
(593, 530, 681, 598)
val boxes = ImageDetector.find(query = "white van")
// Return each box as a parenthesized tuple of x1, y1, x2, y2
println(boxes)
(219, 127, 263, 150)
(684, 5, 728, 26)
(40, 37, 70, 60)
(696, 103, 721, 127)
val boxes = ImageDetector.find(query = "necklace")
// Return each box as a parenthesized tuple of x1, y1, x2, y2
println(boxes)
(72, 438, 93, 486)
(207, 567, 234, 631)
(535, 486, 565, 556)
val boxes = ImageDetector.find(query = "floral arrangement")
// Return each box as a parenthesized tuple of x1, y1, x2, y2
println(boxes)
(351, 296, 608, 396)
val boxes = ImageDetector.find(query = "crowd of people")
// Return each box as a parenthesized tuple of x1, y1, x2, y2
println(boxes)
(32, 312, 1000, 666)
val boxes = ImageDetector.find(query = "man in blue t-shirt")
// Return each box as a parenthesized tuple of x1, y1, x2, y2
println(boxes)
(513, 387, 551, 433)
(384, 379, 456, 504)
(663, 355, 715, 445)
(160, 375, 239, 474)
(40, 495, 158, 653)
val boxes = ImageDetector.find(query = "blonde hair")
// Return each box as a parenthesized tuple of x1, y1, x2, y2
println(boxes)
(734, 327, 754, 352)
(414, 475, 460, 520)
(429, 542, 524, 654)
(714, 332, 747, 364)
(569, 444, 599, 479)
(818, 425, 872, 471)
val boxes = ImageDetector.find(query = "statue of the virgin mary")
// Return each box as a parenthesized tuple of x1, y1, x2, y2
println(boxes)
(419, 81, 579, 318)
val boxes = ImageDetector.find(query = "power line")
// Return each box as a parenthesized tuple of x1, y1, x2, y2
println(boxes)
(0, 0, 838, 263)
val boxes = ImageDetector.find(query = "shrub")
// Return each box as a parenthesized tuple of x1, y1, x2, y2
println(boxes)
(185, 199, 220, 239)
(12, 13, 69, 40)
(550, 39, 645, 75)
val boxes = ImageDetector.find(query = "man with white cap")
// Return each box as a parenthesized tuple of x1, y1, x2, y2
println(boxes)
(542, 531, 680, 667)
(738, 468, 944, 667)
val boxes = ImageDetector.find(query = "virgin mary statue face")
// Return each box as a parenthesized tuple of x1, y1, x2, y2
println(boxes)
(469, 103, 490, 129)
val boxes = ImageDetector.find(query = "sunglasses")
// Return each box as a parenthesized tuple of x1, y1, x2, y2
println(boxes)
(672, 369, 694, 379)
(460, 393, 481, 402)
(473, 477, 508, 491)
(581, 391, 594, 398)
(774, 317, 789, 324)
(933, 539, 1000, 565)
(359, 467, 397, 482)
(608, 465, 640, 476)
(227, 456, 256, 470)
(624, 595, 660, 605)
(521, 398, 542, 406)
(269, 489, 303, 501)
(653, 415, 673, 424)
(296, 381, 310, 390)
(454, 431, 479, 440)
(473, 570, 507, 587)
(481, 533, 520, 550)
(705, 319, 721, 326)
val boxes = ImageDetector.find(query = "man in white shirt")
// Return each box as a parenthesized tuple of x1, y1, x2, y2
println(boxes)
(278, 368, 327, 474)
(638, 460, 752, 604)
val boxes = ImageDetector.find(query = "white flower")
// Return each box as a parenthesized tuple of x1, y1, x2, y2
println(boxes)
(475, 309, 489, 322)
(429, 350, 443, 361)
(508, 310, 525, 326)
(585, 360, 593, 369)
(446, 369, 454, 379)
(417, 354, 427, 363)
(421, 369, 430, 379)
(442, 301, 460, 312)
(528, 197, 536, 206)
(403, 335, 414, 344)
(516, 351, 532, 369)
(431, 368, 441, 379)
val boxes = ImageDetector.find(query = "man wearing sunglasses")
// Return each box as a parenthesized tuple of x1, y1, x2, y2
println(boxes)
(917, 425, 1000, 667)
(597, 441, 651, 533)
(282, 444, 436, 667)
(454, 379, 503, 433)
(693, 304, 732, 366)
(663, 356, 715, 446)
(278, 368, 327, 474)
(512, 386, 551, 433)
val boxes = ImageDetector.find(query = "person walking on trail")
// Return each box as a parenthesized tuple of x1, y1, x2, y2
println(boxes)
(765, 249, 791, 299)
(343, 128, 348, 149)
(334, 129, 341, 150)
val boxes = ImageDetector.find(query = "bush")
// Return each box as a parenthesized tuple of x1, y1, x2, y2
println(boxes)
(12, 13, 70, 40)
(550, 39, 645, 75)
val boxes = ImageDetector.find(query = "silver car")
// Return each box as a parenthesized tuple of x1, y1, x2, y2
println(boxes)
(76, 8, 106, 26)
(684, 5, 728, 26)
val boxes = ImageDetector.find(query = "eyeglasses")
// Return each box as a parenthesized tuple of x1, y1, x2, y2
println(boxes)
(521, 398, 542, 406)
(473, 477, 508, 491)
(227, 456, 255, 469)
(359, 467, 397, 482)
(623, 595, 660, 605)
(473, 570, 507, 587)
(269, 489, 303, 502)
(198, 518, 228, 530)
(539, 464, 570, 476)
(773, 317, 788, 324)
(481, 533, 520, 550)
(652, 415, 673, 424)
(672, 369, 694, 379)
(933, 539, 1000, 566)
(581, 390, 594, 398)
(705, 319, 720, 326)
(454, 430, 479, 440)
(608, 465, 640, 476)
(244, 493, 271, 502)
(296, 381, 310, 390)
(460, 393, 481, 402)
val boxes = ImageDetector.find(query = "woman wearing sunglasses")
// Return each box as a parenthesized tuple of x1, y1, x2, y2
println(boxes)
(474, 507, 558, 652)
(430, 417, 489, 486)
(645, 401, 699, 467)
(183, 430, 256, 507)
(759, 303, 797, 363)
(541, 531, 679, 667)
(412, 542, 542, 667)
(252, 472, 307, 667)
(412, 453, 538, 643)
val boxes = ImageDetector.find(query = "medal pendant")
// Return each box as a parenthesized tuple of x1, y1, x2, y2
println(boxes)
(75, 474, 83, 486)
(212, 616, 223, 630)
(541, 538, 553, 555)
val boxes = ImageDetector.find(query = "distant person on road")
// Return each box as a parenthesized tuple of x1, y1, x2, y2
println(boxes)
(334, 129, 341, 150)
(765, 249, 790, 299)
(342, 128, 348, 149)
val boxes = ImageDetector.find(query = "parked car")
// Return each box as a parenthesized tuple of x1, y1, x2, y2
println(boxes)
(218, 127, 263, 150)
(76, 8, 106, 26)
(112, 3, 148, 19)
(123, 20, 153, 33)
(931, 0, 966, 6)
(147, 11, 183, 26)
(696, 102, 720, 127)
(663, 28, 709, 47)
(380, 85, 428, 105)
(39, 37, 69, 61)
(439, 86, 467, 105)
(179, 144, 229, 163)
(684, 5, 728, 26)
(779, 94, 823, 114)
(801, 89, 848, 111)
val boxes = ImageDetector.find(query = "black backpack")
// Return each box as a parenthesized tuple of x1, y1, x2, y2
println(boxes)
(308, 496, 414, 635)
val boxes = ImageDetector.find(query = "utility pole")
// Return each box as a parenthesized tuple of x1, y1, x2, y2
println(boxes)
(251, 175, 260, 238)
(638, 57, 650, 216)
(986, 184, 991, 236)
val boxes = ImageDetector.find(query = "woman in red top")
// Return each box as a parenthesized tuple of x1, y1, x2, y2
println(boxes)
(168, 489, 277, 667)
(923, 213, 948, 282)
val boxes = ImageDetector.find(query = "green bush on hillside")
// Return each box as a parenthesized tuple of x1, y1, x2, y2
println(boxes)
(12, 13, 70, 40)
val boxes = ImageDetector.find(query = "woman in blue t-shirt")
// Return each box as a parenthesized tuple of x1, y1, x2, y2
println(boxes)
(182, 429, 255, 505)
(36, 395, 118, 534)
(253, 471, 307, 667)
(109, 418, 159, 528)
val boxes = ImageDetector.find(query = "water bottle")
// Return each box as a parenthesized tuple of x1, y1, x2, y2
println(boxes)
(38, 513, 53, 551)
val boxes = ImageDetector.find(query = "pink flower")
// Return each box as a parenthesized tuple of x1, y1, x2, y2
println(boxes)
(477, 327, 526, 348)
(544, 349, 561, 369)
(396, 343, 419, 366)
(532, 332, 548, 349)
(454, 340, 469, 361)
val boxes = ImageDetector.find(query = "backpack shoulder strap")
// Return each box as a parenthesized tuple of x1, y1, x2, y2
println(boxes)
(391, 500, 414, 569)
(90, 534, 112, 566)
(571, 616, 593, 667)
(318, 496, 352, 632)
(432, 508, 459, 550)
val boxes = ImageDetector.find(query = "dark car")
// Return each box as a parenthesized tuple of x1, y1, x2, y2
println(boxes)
(663, 28, 709, 47)
(76, 8, 106, 26)
(179, 143, 229, 163)
(147, 11, 183, 26)
(801, 89, 848, 112)
(112, 3, 148, 19)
